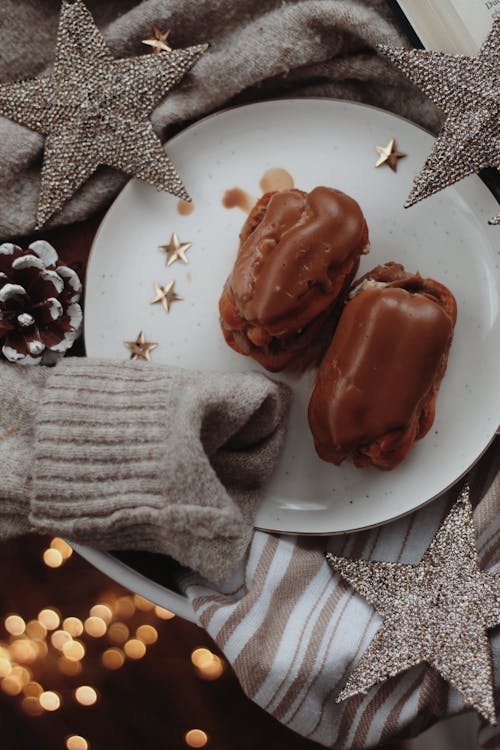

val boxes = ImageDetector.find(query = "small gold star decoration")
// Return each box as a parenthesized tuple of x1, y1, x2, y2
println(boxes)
(124, 331, 158, 361)
(150, 281, 183, 313)
(326, 485, 500, 723)
(159, 233, 192, 266)
(378, 18, 499, 219)
(142, 25, 173, 54)
(0, 0, 207, 228)
(375, 138, 406, 172)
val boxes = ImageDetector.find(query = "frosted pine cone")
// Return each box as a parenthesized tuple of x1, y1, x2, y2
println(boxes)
(0, 241, 82, 365)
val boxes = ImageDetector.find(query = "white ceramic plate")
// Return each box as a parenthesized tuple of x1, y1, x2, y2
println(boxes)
(85, 99, 500, 535)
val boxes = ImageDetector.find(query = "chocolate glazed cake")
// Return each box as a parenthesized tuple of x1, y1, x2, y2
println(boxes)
(308, 263, 457, 470)
(219, 186, 369, 372)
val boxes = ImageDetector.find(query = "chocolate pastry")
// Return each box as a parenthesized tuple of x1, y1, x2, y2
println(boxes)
(219, 187, 369, 371)
(308, 263, 457, 470)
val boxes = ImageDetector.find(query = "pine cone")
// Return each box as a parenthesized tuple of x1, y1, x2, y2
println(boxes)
(0, 241, 82, 365)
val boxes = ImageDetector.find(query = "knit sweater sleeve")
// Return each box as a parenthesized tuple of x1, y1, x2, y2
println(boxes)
(0, 363, 48, 538)
(0, 358, 290, 583)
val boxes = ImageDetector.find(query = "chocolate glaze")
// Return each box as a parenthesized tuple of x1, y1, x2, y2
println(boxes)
(230, 187, 366, 326)
(311, 286, 453, 453)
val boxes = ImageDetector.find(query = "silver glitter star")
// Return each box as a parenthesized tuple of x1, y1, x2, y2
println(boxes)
(378, 18, 499, 213)
(326, 485, 500, 724)
(0, 0, 207, 228)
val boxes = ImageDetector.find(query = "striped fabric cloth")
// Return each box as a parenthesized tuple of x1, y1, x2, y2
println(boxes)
(181, 469, 500, 749)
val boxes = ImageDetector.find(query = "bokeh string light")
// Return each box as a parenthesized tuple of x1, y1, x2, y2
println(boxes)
(66, 736, 88, 750)
(185, 728, 209, 748)
(0, 536, 225, 750)
(74, 686, 98, 707)
(191, 647, 225, 681)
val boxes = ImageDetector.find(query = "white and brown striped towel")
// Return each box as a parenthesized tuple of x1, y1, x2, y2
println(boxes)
(181, 471, 500, 749)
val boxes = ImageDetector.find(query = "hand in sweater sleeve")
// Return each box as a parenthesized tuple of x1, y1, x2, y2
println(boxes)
(0, 359, 290, 583)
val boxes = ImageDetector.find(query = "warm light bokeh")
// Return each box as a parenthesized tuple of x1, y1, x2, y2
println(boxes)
(107, 622, 129, 644)
(136, 625, 158, 645)
(133, 595, 155, 612)
(57, 657, 83, 677)
(23, 681, 43, 698)
(50, 538, 73, 560)
(101, 648, 125, 670)
(22, 696, 44, 716)
(123, 639, 146, 660)
(51, 630, 73, 651)
(9, 639, 38, 664)
(154, 605, 175, 620)
(197, 655, 225, 681)
(185, 729, 209, 748)
(38, 609, 60, 631)
(84, 617, 107, 638)
(113, 597, 135, 619)
(89, 605, 112, 625)
(0, 658, 11, 678)
(66, 736, 89, 750)
(26, 620, 47, 641)
(63, 617, 84, 638)
(75, 685, 98, 706)
(39, 690, 61, 711)
(62, 640, 85, 662)
(1, 675, 23, 696)
(191, 648, 214, 669)
(66, 734, 90, 750)
(4, 615, 26, 636)
(43, 548, 63, 568)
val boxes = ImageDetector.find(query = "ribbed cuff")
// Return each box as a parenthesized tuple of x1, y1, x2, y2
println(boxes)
(30, 358, 290, 583)
(31, 358, 177, 528)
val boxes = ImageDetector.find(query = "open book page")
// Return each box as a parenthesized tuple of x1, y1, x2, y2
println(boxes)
(396, 0, 496, 55)
(450, 0, 498, 49)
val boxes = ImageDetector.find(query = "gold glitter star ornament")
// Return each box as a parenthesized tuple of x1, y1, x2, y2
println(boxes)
(375, 139, 406, 171)
(142, 26, 173, 54)
(124, 331, 158, 361)
(159, 233, 192, 266)
(326, 485, 500, 724)
(150, 281, 183, 313)
(378, 19, 499, 210)
(0, 0, 207, 228)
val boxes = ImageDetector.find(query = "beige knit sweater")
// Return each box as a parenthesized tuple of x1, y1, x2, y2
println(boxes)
(0, 358, 290, 583)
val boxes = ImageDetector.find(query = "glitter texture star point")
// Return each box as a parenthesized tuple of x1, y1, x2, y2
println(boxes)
(124, 331, 158, 361)
(326, 486, 500, 724)
(0, 0, 207, 228)
(378, 19, 499, 211)
(159, 233, 192, 266)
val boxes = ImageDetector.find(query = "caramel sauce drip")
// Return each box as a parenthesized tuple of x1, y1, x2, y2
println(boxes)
(259, 167, 294, 193)
(177, 199, 194, 215)
(230, 187, 366, 325)
(222, 188, 255, 213)
(317, 287, 453, 450)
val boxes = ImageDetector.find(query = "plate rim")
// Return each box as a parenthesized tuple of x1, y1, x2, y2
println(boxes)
(85, 97, 500, 536)
(85, 97, 500, 280)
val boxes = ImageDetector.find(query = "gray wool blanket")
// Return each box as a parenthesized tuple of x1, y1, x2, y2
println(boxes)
(0, 0, 441, 238)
